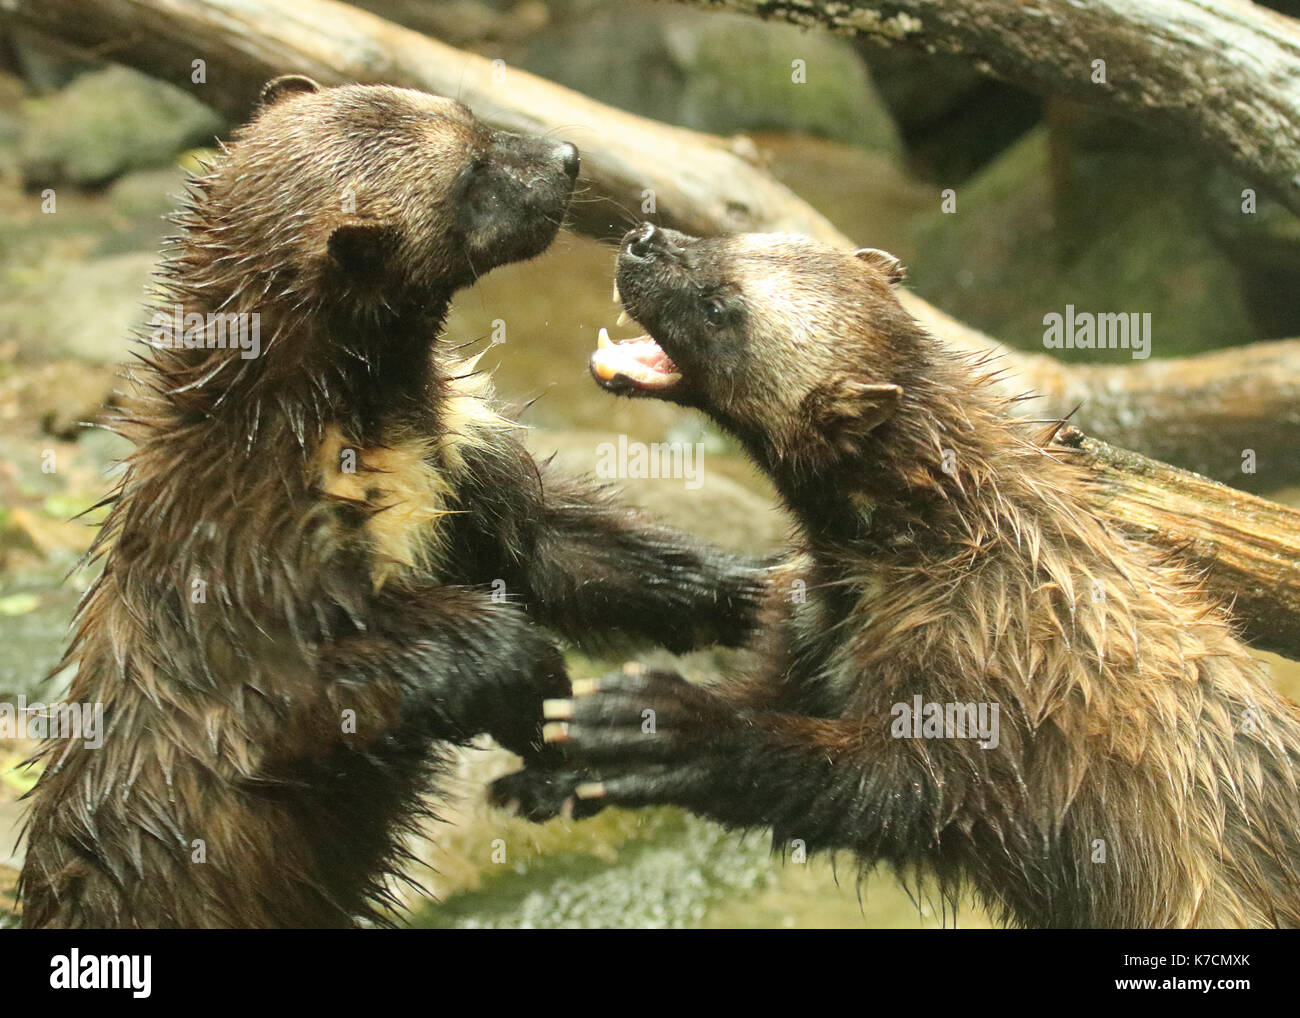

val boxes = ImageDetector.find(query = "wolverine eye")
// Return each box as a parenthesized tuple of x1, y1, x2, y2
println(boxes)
(702, 297, 725, 326)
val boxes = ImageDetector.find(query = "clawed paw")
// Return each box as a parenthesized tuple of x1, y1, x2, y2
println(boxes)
(538, 664, 738, 763)
(488, 766, 590, 822)
(492, 665, 743, 819)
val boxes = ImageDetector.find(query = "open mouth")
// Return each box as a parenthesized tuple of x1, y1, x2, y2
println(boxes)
(588, 282, 681, 393)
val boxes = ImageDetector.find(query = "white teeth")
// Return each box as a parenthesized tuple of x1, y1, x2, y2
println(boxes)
(597, 326, 613, 349)
(612, 282, 621, 304)
(616, 311, 630, 326)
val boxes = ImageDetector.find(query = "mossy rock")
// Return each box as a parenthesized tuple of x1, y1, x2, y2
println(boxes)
(520, 6, 900, 158)
(19, 66, 224, 189)
(1199, 166, 1300, 340)
(0, 251, 155, 363)
(907, 127, 1255, 360)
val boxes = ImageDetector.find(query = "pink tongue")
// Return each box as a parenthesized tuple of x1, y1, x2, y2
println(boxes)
(591, 335, 680, 388)
(633, 336, 678, 374)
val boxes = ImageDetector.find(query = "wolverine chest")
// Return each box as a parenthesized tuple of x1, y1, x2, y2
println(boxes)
(312, 424, 454, 589)
(308, 367, 513, 589)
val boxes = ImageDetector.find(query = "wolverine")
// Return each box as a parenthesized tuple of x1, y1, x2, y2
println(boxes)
(18, 86, 763, 928)
(508, 223, 1300, 928)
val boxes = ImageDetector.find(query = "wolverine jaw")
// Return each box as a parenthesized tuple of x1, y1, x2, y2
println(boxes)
(588, 282, 682, 395)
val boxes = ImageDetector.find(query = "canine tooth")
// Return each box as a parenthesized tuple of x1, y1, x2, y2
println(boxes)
(597, 326, 613, 349)
(616, 311, 630, 326)
(612, 282, 621, 304)
(543, 698, 574, 720)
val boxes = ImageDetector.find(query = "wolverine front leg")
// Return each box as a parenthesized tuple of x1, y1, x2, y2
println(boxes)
(318, 586, 569, 760)
(523, 473, 771, 654)
(533, 669, 943, 859)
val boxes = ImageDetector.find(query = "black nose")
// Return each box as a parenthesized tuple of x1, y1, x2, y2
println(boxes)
(556, 141, 579, 179)
(625, 222, 660, 260)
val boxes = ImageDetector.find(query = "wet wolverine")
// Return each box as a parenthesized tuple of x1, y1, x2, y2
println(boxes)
(515, 224, 1300, 928)
(19, 86, 762, 928)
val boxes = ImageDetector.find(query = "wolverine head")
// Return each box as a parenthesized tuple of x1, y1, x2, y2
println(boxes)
(592, 225, 919, 466)
(210, 76, 578, 308)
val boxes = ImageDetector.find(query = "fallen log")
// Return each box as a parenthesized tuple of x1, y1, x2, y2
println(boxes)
(958, 330, 1300, 492)
(5, 0, 1300, 487)
(3, 0, 1298, 653)
(676, 0, 1300, 219)
(1056, 426, 1300, 658)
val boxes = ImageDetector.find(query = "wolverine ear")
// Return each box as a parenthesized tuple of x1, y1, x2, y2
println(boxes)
(328, 220, 399, 278)
(803, 379, 904, 452)
(853, 248, 907, 285)
(258, 74, 322, 110)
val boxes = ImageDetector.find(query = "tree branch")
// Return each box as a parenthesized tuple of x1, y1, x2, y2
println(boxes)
(674, 0, 1300, 218)
(3, 0, 1297, 651)
(1055, 426, 1300, 659)
(5, 0, 1300, 487)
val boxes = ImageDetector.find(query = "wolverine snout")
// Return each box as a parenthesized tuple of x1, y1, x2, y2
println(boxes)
(556, 140, 580, 180)
(622, 222, 688, 263)
(624, 222, 661, 260)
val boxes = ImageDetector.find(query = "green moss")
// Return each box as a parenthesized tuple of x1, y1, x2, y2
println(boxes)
(522, 9, 900, 156)
(19, 66, 223, 189)
(411, 810, 778, 929)
(908, 128, 1254, 359)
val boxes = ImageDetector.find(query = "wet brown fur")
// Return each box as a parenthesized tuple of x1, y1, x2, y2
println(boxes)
(17, 84, 528, 928)
(556, 228, 1300, 928)
(17, 87, 763, 928)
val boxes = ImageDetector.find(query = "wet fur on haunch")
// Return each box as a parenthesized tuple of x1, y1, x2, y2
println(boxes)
(524, 226, 1300, 928)
(17, 87, 763, 928)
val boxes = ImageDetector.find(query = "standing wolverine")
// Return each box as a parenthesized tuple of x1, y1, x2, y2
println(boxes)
(18, 86, 762, 928)
(515, 224, 1300, 928)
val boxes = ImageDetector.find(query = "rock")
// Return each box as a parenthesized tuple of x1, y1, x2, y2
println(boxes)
(0, 360, 119, 439)
(347, 0, 549, 46)
(105, 165, 187, 223)
(19, 66, 224, 189)
(0, 251, 155, 363)
(907, 126, 1256, 360)
(96, 166, 189, 255)
(1200, 166, 1300, 341)
(519, 5, 901, 157)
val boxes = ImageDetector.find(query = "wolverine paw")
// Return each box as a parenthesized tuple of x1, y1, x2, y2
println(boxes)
(541, 665, 742, 766)
(564, 762, 724, 813)
(496, 667, 745, 818)
(488, 766, 595, 823)
(489, 760, 721, 819)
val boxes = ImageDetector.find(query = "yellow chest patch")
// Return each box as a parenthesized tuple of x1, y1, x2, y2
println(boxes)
(314, 425, 449, 588)
(310, 364, 513, 589)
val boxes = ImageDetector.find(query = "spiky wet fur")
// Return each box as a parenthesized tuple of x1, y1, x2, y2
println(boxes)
(546, 230, 1300, 928)
(16, 86, 764, 928)
(737, 348, 1300, 927)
